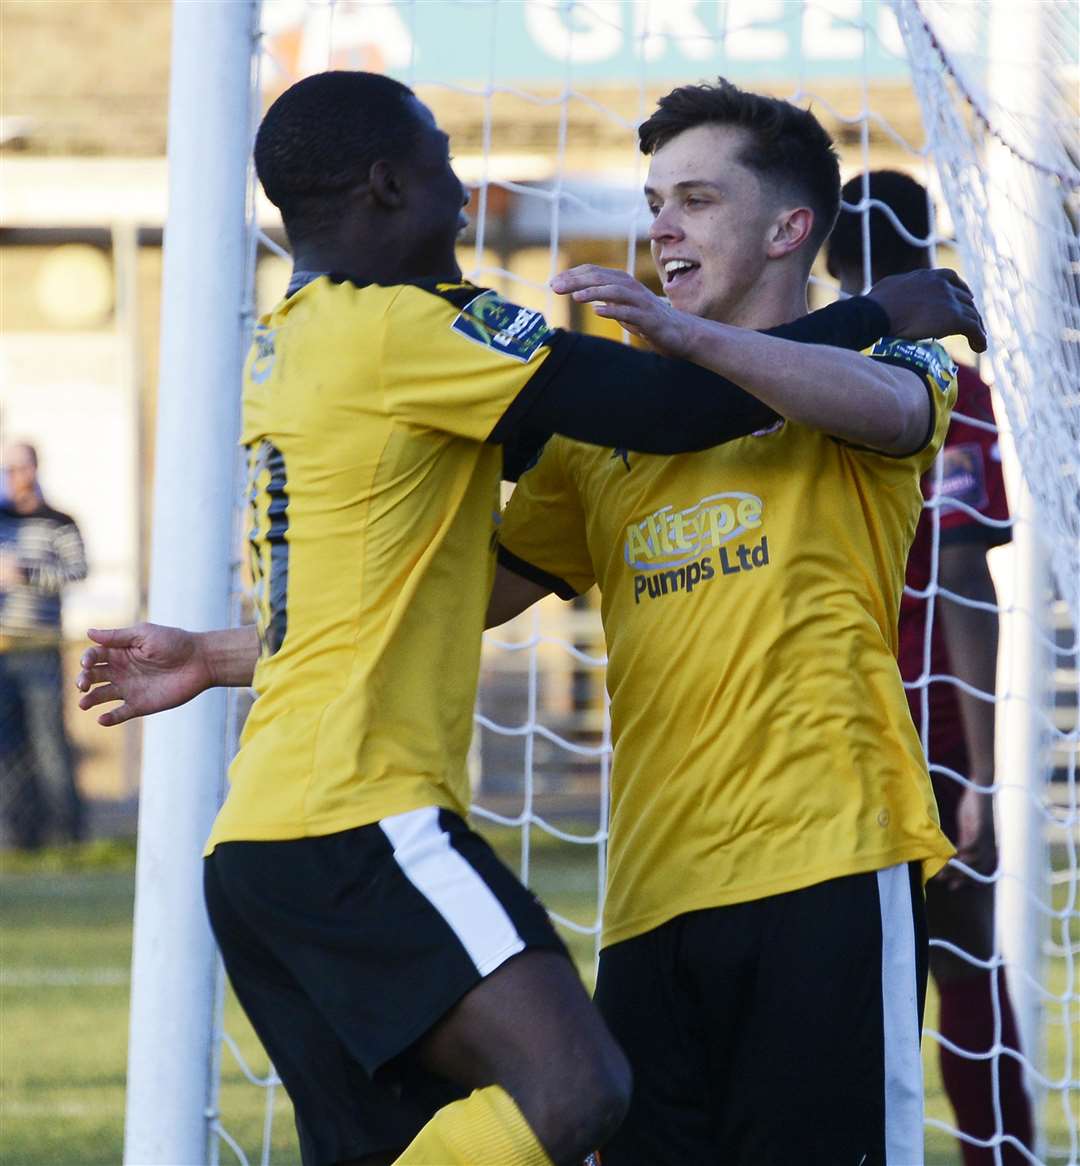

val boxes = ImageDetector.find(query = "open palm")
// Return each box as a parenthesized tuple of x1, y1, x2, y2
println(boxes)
(76, 623, 213, 727)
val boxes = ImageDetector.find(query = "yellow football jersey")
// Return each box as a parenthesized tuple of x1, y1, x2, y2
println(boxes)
(205, 275, 568, 852)
(499, 340, 959, 948)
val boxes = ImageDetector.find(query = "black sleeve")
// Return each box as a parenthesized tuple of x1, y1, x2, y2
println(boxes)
(496, 545, 579, 600)
(490, 296, 890, 461)
(765, 294, 888, 348)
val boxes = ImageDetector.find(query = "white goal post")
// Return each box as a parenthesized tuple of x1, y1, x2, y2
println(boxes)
(125, 3, 1078, 1164)
(122, 3, 259, 1163)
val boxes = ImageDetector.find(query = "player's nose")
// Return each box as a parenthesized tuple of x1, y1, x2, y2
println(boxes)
(648, 205, 682, 242)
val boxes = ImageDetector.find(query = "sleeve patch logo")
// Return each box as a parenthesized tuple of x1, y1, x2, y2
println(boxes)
(934, 442, 988, 509)
(451, 291, 552, 362)
(871, 337, 956, 393)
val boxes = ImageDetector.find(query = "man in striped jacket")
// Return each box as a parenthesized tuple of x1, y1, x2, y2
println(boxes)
(1, 442, 88, 848)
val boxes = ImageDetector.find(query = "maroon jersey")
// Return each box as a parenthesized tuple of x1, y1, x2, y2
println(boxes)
(898, 364, 1010, 764)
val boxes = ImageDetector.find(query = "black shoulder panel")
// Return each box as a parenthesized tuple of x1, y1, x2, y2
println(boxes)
(404, 278, 490, 310)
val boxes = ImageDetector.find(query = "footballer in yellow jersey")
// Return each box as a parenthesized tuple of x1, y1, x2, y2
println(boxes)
(207, 274, 569, 849)
(490, 83, 981, 1166)
(77, 74, 985, 1166)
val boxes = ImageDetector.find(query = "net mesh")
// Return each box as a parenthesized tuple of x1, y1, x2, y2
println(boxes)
(893, 6, 1079, 1160)
(895, 0, 1080, 632)
(203, 2, 1079, 1162)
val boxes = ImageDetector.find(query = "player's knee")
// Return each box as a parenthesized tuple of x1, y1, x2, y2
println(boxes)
(581, 1042, 632, 1144)
(526, 1043, 632, 1163)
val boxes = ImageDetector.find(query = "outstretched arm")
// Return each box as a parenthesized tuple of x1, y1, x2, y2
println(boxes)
(552, 266, 975, 455)
(76, 623, 259, 726)
(494, 266, 982, 461)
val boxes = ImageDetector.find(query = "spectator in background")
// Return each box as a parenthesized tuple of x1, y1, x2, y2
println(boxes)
(0, 442, 88, 848)
(827, 170, 1034, 1166)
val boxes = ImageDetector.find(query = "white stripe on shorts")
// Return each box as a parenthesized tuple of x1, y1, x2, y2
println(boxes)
(878, 862, 924, 1165)
(380, 806, 526, 977)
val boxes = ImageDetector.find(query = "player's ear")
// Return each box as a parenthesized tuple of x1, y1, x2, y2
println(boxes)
(368, 159, 405, 210)
(766, 206, 814, 260)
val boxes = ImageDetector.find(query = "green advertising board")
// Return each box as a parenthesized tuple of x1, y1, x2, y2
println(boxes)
(260, 0, 943, 86)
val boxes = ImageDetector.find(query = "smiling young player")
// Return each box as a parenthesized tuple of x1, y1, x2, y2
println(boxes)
(486, 82, 970, 1165)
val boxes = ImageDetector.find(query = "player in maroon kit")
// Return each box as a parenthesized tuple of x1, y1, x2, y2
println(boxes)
(828, 170, 1033, 1166)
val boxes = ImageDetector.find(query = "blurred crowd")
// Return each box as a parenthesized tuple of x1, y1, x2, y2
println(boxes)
(0, 443, 87, 849)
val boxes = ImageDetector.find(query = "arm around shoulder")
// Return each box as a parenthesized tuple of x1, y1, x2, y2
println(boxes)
(675, 316, 936, 455)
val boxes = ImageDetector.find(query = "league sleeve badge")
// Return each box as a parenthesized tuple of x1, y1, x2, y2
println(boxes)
(450, 290, 554, 363)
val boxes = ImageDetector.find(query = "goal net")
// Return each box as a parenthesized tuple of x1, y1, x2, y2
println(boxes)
(127, 2, 1079, 1164)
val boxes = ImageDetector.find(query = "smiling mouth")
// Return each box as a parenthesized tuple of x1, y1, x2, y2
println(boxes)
(663, 259, 700, 289)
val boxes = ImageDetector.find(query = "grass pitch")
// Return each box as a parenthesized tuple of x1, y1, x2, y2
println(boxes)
(1, 834, 1075, 1165)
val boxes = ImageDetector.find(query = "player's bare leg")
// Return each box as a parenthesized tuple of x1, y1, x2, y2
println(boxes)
(927, 875, 995, 983)
(398, 950, 630, 1165)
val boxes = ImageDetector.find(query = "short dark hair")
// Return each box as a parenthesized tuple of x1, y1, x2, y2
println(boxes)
(255, 71, 421, 242)
(6, 443, 37, 469)
(639, 79, 841, 254)
(827, 170, 931, 277)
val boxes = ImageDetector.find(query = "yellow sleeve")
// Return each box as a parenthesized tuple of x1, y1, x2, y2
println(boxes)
(499, 438, 596, 598)
(865, 338, 959, 471)
(382, 282, 567, 442)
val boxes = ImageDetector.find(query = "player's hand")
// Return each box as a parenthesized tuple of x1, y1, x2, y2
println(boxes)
(867, 269, 987, 354)
(75, 623, 214, 727)
(551, 265, 695, 358)
(947, 782, 998, 888)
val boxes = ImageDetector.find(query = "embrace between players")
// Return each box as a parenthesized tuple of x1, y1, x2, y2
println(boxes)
(79, 71, 1010, 1166)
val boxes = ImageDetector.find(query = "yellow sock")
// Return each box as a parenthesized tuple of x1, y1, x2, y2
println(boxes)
(392, 1084, 555, 1166)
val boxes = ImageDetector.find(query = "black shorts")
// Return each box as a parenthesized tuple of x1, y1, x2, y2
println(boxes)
(204, 806, 569, 1166)
(593, 863, 928, 1166)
